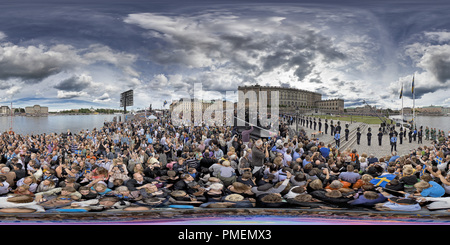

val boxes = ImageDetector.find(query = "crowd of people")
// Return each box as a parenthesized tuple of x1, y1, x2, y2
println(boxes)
(0, 112, 449, 213)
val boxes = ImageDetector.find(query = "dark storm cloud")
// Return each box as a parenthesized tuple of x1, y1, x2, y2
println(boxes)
(344, 98, 377, 108)
(0, 44, 78, 82)
(401, 84, 448, 100)
(309, 78, 323, 84)
(426, 54, 450, 84)
(54, 75, 92, 91)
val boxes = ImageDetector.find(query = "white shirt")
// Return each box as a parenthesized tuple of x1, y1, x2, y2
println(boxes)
(0, 181, 10, 194)
(283, 152, 292, 167)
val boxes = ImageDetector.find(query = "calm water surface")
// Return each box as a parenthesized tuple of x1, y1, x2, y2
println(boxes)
(0, 114, 117, 135)
(390, 115, 449, 134)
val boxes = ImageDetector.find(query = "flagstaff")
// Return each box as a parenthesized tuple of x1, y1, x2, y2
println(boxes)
(412, 75, 415, 129)
(400, 81, 404, 127)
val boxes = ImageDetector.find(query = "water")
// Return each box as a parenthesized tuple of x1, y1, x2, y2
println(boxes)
(0, 114, 117, 135)
(389, 115, 450, 134)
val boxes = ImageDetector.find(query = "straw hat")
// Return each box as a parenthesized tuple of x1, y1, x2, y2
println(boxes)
(225, 194, 244, 202)
(325, 190, 342, 198)
(142, 197, 162, 205)
(309, 179, 323, 190)
(231, 182, 251, 193)
(261, 193, 283, 203)
(7, 195, 34, 204)
(403, 167, 414, 176)
(206, 202, 233, 208)
(0, 208, 36, 213)
(209, 183, 224, 191)
(328, 180, 344, 189)
(294, 194, 312, 202)
(170, 190, 187, 198)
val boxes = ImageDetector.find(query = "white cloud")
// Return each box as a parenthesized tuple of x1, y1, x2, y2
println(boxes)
(424, 31, 450, 43)
(0, 43, 85, 81)
(82, 44, 139, 77)
(6, 85, 21, 97)
(93, 92, 111, 103)
(57, 91, 88, 99)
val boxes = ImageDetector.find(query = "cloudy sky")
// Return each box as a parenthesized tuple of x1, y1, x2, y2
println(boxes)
(0, 0, 449, 111)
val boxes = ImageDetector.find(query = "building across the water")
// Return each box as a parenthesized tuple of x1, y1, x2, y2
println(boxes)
(0, 106, 10, 115)
(237, 85, 344, 114)
(25, 105, 49, 116)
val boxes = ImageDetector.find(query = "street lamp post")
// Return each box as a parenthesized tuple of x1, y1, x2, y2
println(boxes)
(296, 106, 299, 132)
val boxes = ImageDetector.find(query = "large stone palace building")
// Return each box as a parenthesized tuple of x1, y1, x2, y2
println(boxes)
(237, 85, 344, 114)
(25, 105, 49, 116)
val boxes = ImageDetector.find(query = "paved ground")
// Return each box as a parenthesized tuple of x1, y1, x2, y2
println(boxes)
(291, 120, 432, 158)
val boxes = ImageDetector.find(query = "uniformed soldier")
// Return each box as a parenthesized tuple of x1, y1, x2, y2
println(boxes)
(318, 118, 322, 132)
(313, 118, 317, 130)
(425, 126, 430, 140)
(335, 121, 341, 134)
(344, 124, 349, 141)
(367, 127, 372, 146)
(399, 128, 404, 144)
(356, 127, 361, 145)
(418, 128, 423, 144)
(408, 129, 413, 143)
(377, 128, 383, 146)
(324, 119, 328, 134)
(330, 120, 335, 136)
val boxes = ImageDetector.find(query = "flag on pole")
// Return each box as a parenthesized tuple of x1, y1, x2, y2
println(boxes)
(399, 84, 403, 99)
(411, 76, 415, 94)
(163, 100, 167, 107)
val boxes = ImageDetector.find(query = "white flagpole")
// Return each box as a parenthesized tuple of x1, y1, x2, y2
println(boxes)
(401, 81, 404, 125)
(412, 75, 415, 129)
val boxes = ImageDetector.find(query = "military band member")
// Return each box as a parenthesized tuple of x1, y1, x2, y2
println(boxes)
(344, 124, 349, 141)
(367, 127, 372, 146)
(399, 128, 404, 144)
(377, 128, 383, 146)
(356, 127, 361, 145)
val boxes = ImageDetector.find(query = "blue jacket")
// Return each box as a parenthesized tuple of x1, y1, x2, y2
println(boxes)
(421, 181, 445, 197)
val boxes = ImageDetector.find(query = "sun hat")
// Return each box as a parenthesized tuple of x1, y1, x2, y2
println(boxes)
(224, 194, 244, 202)
(231, 182, 251, 193)
(170, 190, 187, 197)
(328, 180, 344, 189)
(209, 183, 224, 191)
(261, 193, 283, 203)
(7, 195, 34, 203)
(294, 194, 312, 202)
(325, 190, 343, 198)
